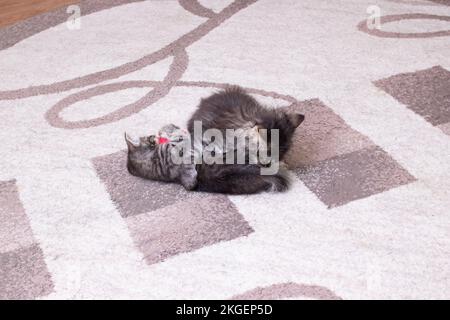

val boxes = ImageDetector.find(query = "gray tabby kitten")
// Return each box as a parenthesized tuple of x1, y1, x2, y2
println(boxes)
(124, 124, 197, 190)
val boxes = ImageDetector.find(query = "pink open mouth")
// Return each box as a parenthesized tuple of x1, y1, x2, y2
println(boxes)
(156, 136, 169, 145)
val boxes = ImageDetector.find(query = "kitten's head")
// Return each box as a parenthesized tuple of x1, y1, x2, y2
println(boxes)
(124, 124, 189, 177)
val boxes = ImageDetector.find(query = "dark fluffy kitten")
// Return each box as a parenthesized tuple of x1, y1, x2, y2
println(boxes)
(187, 86, 304, 194)
(188, 86, 304, 159)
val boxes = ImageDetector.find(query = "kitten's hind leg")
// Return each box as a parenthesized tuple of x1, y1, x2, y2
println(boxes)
(196, 164, 290, 194)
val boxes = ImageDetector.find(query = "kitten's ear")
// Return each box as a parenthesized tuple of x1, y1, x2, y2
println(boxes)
(287, 113, 305, 128)
(124, 132, 139, 151)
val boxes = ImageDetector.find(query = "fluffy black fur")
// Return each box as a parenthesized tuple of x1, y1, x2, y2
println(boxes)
(195, 163, 291, 194)
(187, 86, 304, 194)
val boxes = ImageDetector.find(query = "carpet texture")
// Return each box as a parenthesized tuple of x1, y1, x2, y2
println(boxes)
(0, 0, 449, 299)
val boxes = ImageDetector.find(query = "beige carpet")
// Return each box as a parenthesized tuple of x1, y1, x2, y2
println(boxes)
(0, 0, 449, 299)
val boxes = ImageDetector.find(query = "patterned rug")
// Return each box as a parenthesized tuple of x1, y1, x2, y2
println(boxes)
(1, 0, 449, 300)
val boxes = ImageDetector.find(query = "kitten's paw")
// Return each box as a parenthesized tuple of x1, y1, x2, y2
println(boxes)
(180, 171, 198, 191)
(182, 179, 197, 191)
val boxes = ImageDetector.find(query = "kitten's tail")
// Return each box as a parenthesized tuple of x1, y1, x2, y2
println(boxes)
(262, 166, 291, 192)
